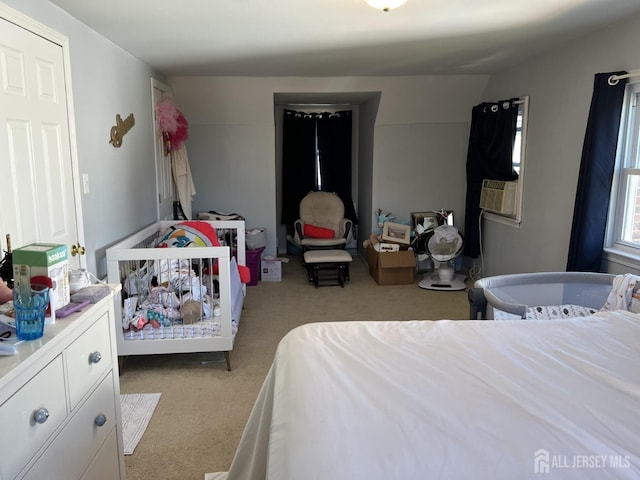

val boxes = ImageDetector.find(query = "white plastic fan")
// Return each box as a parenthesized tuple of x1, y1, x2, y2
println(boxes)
(418, 225, 466, 291)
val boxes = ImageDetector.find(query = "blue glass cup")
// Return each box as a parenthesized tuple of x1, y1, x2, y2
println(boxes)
(13, 284, 50, 341)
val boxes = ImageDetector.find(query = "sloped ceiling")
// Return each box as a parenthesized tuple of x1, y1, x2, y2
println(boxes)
(50, 0, 640, 76)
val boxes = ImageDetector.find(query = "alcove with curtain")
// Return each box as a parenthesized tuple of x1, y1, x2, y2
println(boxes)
(463, 99, 519, 258)
(281, 109, 358, 227)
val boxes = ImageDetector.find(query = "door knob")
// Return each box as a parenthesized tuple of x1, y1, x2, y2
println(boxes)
(70, 244, 86, 256)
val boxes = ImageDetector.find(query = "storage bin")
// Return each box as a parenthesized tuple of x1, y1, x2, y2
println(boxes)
(246, 247, 265, 286)
(246, 228, 267, 251)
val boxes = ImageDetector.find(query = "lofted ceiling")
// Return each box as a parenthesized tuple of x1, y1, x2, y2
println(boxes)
(50, 0, 640, 77)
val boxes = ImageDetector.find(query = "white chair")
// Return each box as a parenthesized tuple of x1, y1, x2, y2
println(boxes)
(293, 191, 353, 252)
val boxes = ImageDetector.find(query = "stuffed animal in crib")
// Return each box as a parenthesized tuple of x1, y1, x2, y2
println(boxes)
(181, 300, 202, 324)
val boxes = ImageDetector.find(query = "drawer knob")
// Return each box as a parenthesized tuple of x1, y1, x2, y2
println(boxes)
(94, 414, 107, 427)
(33, 408, 50, 424)
(89, 351, 102, 364)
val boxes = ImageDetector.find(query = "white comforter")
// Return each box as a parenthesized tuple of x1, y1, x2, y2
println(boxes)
(210, 312, 640, 480)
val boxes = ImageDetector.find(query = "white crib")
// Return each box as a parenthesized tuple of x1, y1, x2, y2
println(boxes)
(106, 220, 246, 370)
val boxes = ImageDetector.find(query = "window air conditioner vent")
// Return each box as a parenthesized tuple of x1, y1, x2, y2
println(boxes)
(479, 179, 517, 215)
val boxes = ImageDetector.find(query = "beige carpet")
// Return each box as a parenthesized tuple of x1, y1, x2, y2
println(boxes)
(119, 253, 471, 480)
(120, 393, 161, 455)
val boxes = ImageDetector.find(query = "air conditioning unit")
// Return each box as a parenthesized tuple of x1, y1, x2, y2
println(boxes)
(479, 179, 517, 214)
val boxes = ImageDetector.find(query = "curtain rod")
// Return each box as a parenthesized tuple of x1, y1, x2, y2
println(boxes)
(608, 69, 640, 85)
(284, 104, 353, 108)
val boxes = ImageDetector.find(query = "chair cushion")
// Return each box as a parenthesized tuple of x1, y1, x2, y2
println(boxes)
(304, 249, 352, 264)
(304, 224, 335, 239)
(301, 237, 347, 248)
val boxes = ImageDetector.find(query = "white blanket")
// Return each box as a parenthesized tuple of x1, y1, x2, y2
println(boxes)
(601, 273, 640, 311)
(213, 313, 640, 480)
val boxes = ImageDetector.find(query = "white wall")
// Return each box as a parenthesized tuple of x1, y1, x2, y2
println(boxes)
(480, 12, 640, 276)
(12, 1, 636, 278)
(169, 75, 489, 256)
(1, 0, 162, 277)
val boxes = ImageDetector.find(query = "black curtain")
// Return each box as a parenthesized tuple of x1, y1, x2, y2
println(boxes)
(317, 111, 358, 223)
(463, 99, 519, 258)
(566, 72, 627, 272)
(281, 110, 317, 225)
(281, 109, 357, 225)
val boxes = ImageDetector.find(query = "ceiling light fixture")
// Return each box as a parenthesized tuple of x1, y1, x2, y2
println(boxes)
(365, 0, 408, 12)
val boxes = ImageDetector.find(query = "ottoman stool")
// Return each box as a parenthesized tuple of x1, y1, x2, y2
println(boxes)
(303, 249, 353, 288)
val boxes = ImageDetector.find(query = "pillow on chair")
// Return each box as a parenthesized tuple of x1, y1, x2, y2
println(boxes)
(304, 224, 335, 239)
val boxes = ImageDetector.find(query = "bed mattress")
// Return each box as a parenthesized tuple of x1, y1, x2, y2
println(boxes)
(212, 312, 640, 480)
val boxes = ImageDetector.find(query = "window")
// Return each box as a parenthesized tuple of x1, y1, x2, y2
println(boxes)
(607, 82, 640, 256)
(512, 101, 525, 175)
(483, 95, 529, 226)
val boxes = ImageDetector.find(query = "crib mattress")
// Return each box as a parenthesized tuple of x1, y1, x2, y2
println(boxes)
(122, 319, 238, 341)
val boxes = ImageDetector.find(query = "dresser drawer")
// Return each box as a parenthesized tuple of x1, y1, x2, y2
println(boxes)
(0, 355, 67, 480)
(66, 311, 113, 410)
(23, 371, 117, 480)
(81, 428, 121, 480)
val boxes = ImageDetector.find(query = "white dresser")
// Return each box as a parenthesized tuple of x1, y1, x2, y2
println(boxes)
(0, 286, 125, 480)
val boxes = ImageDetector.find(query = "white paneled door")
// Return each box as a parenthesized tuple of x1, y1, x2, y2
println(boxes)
(0, 12, 83, 267)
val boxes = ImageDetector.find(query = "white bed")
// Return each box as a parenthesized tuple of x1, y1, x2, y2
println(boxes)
(209, 311, 640, 479)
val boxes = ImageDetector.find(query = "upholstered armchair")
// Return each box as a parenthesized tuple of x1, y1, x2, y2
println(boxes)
(293, 191, 353, 251)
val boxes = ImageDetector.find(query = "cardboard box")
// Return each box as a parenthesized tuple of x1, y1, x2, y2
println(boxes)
(13, 243, 70, 322)
(366, 245, 416, 285)
(261, 256, 282, 282)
